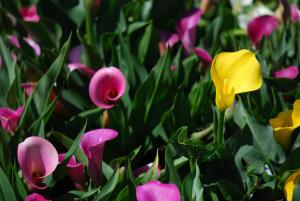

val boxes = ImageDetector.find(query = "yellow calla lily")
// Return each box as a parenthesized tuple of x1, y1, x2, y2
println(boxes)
(210, 49, 262, 111)
(269, 100, 300, 150)
(284, 170, 300, 201)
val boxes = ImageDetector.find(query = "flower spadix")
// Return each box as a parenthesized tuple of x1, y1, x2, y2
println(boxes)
(210, 49, 262, 111)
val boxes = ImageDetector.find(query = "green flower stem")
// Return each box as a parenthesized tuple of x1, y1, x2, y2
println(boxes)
(85, 11, 94, 46)
(216, 110, 225, 145)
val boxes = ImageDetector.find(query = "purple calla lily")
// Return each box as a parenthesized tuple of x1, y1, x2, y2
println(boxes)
(274, 66, 299, 79)
(0, 106, 24, 134)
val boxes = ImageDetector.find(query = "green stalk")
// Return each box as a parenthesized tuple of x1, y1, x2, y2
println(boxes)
(85, 9, 94, 46)
(216, 110, 225, 145)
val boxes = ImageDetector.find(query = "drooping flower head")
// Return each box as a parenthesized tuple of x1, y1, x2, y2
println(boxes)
(193, 47, 212, 67)
(274, 66, 299, 79)
(247, 15, 279, 47)
(26, 193, 50, 201)
(80, 129, 118, 185)
(269, 100, 300, 150)
(21, 82, 36, 96)
(58, 154, 85, 190)
(20, 5, 40, 22)
(136, 180, 180, 201)
(89, 67, 126, 109)
(0, 106, 24, 134)
(210, 49, 262, 111)
(284, 170, 300, 201)
(176, 8, 202, 53)
(18, 137, 59, 189)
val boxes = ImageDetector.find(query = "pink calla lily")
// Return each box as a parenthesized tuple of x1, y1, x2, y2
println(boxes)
(0, 55, 2, 68)
(26, 193, 50, 201)
(21, 82, 36, 96)
(291, 4, 300, 23)
(8, 35, 20, 48)
(20, 5, 40, 22)
(176, 8, 202, 53)
(18, 137, 59, 189)
(136, 180, 180, 201)
(89, 67, 126, 109)
(58, 154, 85, 190)
(193, 47, 212, 66)
(67, 63, 96, 77)
(80, 129, 118, 185)
(159, 31, 180, 53)
(274, 66, 299, 79)
(247, 15, 279, 46)
(0, 106, 24, 134)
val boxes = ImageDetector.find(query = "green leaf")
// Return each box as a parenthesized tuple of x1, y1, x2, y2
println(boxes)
(17, 34, 71, 129)
(94, 168, 120, 201)
(165, 146, 182, 187)
(0, 166, 17, 201)
(217, 179, 244, 201)
(182, 162, 204, 201)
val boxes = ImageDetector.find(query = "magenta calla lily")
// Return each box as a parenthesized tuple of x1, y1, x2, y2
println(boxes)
(247, 15, 279, 46)
(58, 154, 85, 190)
(20, 5, 40, 22)
(193, 47, 212, 66)
(21, 82, 36, 96)
(26, 193, 50, 201)
(0, 106, 24, 134)
(136, 180, 180, 201)
(8, 35, 20, 48)
(160, 31, 180, 49)
(68, 63, 96, 77)
(274, 66, 299, 79)
(176, 8, 202, 53)
(80, 129, 118, 185)
(291, 4, 300, 23)
(18, 136, 59, 189)
(89, 67, 126, 109)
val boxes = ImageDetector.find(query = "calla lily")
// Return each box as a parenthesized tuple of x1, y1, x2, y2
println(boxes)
(269, 100, 300, 150)
(8, 35, 20, 48)
(18, 136, 59, 189)
(291, 4, 300, 23)
(20, 5, 40, 22)
(193, 47, 212, 67)
(89, 67, 126, 109)
(26, 193, 50, 201)
(0, 106, 24, 134)
(210, 49, 262, 111)
(159, 31, 180, 54)
(0, 55, 2, 68)
(176, 8, 202, 53)
(274, 66, 299, 79)
(21, 82, 36, 96)
(58, 154, 85, 190)
(136, 180, 180, 201)
(24, 37, 41, 56)
(80, 129, 118, 185)
(67, 63, 95, 77)
(284, 170, 300, 201)
(247, 15, 279, 46)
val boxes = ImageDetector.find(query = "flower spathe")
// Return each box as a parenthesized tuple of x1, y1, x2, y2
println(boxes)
(274, 66, 299, 79)
(210, 49, 262, 111)
(176, 8, 202, 53)
(89, 67, 126, 109)
(18, 136, 59, 189)
(247, 15, 279, 46)
(26, 193, 50, 201)
(284, 170, 300, 201)
(0, 106, 24, 134)
(136, 180, 180, 201)
(58, 154, 85, 190)
(193, 47, 212, 66)
(80, 129, 118, 185)
(291, 4, 300, 23)
(20, 5, 40, 22)
(269, 100, 300, 150)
